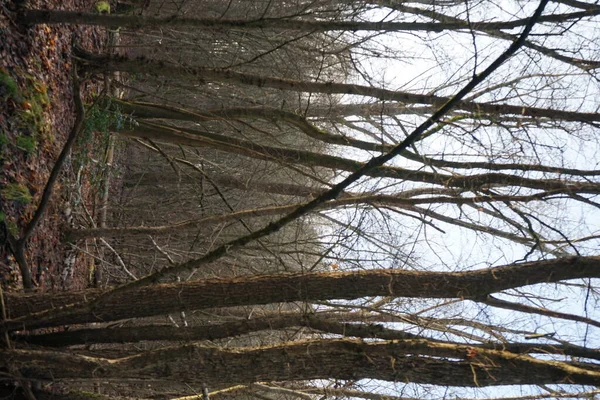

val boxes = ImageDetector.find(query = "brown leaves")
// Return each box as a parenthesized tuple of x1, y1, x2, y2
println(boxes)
(0, 0, 107, 292)
(466, 347, 478, 359)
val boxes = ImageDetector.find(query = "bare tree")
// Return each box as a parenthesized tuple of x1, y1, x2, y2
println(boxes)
(5, 0, 600, 399)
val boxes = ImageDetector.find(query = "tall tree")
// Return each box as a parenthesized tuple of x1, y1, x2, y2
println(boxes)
(5, 0, 600, 399)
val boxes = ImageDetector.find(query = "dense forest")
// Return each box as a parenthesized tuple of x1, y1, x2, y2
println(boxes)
(2, 0, 600, 399)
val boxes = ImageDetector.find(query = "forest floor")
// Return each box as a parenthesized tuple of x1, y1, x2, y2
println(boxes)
(0, 0, 114, 293)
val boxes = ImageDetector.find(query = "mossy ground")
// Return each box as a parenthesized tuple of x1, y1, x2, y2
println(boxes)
(0, 0, 110, 291)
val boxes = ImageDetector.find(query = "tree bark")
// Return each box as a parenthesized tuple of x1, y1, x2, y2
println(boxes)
(3, 288, 103, 320)
(79, 53, 600, 123)
(2, 256, 599, 332)
(4, 338, 600, 387)
(17, 311, 600, 361)
(15, 313, 419, 346)
(67, 191, 555, 240)
(116, 99, 600, 177)
(19, 9, 598, 31)
(119, 122, 600, 195)
(124, 169, 326, 197)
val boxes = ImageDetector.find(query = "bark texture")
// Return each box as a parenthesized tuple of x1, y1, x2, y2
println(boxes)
(119, 122, 600, 195)
(2, 256, 599, 332)
(116, 99, 600, 177)
(4, 339, 600, 386)
(81, 53, 600, 123)
(20, 10, 598, 31)
(17, 312, 600, 361)
(68, 191, 555, 240)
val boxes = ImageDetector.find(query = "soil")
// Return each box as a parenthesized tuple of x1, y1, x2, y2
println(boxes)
(0, 0, 111, 292)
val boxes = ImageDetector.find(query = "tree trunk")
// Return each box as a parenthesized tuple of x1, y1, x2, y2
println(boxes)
(79, 52, 600, 123)
(16, 313, 420, 346)
(19, 9, 597, 32)
(119, 121, 600, 195)
(17, 312, 600, 361)
(116, 99, 600, 177)
(3, 288, 103, 320)
(4, 338, 600, 386)
(2, 256, 599, 332)
(67, 191, 553, 240)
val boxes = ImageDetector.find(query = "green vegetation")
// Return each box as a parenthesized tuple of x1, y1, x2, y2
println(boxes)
(15, 135, 37, 153)
(0, 69, 19, 100)
(74, 99, 128, 190)
(3, 215, 19, 237)
(95, 1, 111, 13)
(0, 212, 14, 238)
(18, 77, 50, 136)
(84, 100, 128, 135)
(2, 183, 32, 205)
(0, 71, 50, 157)
(0, 133, 9, 148)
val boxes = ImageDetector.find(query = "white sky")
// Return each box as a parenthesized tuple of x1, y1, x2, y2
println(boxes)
(308, 1, 600, 398)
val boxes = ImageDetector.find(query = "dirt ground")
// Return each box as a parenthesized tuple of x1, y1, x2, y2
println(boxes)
(0, 0, 111, 292)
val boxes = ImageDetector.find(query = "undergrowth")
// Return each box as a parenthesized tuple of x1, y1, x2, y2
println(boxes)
(74, 98, 130, 192)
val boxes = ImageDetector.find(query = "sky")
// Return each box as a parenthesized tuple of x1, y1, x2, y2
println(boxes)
(305, 1, 600, 398)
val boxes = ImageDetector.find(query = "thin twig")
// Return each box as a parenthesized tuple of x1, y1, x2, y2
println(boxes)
(99, 0, 551, 292)
(99, 238, 137, 281)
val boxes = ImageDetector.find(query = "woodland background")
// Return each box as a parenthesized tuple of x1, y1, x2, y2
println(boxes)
(1, 0, 600, 399)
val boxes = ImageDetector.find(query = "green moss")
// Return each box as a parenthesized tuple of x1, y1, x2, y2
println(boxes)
(0, 70, 20, 100)
(95, 1, 111, 13)
(2, 183, 32, 204)
(20, 79, 49, 129)
(15, 135, 37, 153)
(0, 73, 50, 159)
(12, 77, 51, 149)
(0, 212, 18, 236)
(6, 220, 19, 237)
